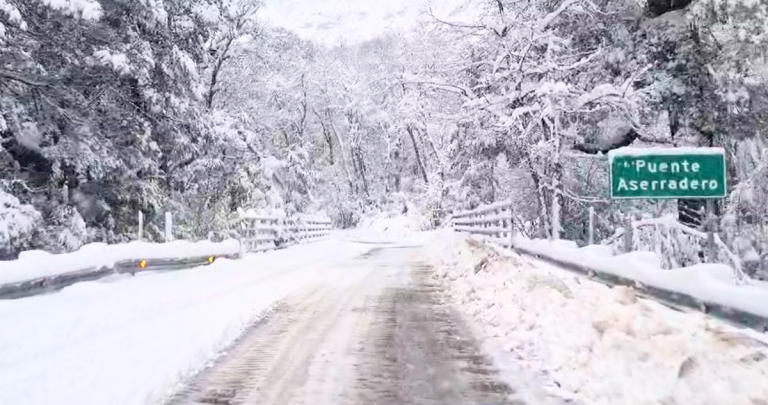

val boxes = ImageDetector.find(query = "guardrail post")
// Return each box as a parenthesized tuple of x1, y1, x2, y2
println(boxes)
(588, 207, 595, 245)
(165, 212, 173, 242)
(138, 211, 144, 241)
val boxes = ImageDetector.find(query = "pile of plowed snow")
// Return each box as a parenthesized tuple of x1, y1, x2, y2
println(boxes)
(422, 231, 768, 405)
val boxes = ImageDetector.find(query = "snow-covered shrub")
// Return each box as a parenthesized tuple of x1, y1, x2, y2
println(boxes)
(36, 205, 88, 253)
(0, 190, 41, 259)
(328, 198, 361, 229)
(630, 222, 705, 269)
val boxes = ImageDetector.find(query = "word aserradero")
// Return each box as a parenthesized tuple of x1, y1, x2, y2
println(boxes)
(615, 159, 720, 192)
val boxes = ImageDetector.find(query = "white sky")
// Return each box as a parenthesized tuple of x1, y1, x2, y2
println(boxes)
(260, 0, 471, 45)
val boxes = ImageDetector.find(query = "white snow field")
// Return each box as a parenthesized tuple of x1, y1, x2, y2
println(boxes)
(422, 231, 768, 405)
(0, 239, 372, 405)
(0, 239, 241, 285)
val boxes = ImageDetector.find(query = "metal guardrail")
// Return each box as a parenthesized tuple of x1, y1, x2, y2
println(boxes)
(1, 213, 334, 300)
(0, 253, 242, 300)
(514, 244, 768, 333)
(0, 266, 113, 300)
(114, 253, 242, 273)
(450, 202, 768, 333)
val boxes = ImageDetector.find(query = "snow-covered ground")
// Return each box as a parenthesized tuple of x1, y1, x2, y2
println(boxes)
(422, 231, 768, 405)
(513, 236, 768, 319)
(0, 239, 371, 405)
(336, 210, 432, 245)
(0, 239, 241, 285)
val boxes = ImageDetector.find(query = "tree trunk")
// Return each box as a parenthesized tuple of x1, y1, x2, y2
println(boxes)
(352, 146, 369, 197)
(551, 174, 561, 240)
(313, 109, 335, 165)
(280, 129, 290, 147)
(205, 39, 233, 110)
(550, 118, 563, 240)
(406, 125, 429, 184)
(324, 129, 335, 165)
(523, 151, 551, 239)
(328, 118, 355, 192)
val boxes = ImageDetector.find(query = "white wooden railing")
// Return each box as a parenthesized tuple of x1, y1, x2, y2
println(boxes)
(449, 200, 766, 331)
(450, 201, 745, 278)
(235, 214, 332, 253)
(237, 216, 280, 253)
(450, 200, 515, 248)
(287, 215, 334, 243)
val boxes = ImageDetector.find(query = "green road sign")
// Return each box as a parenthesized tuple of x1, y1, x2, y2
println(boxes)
(608, 147, 727, 199)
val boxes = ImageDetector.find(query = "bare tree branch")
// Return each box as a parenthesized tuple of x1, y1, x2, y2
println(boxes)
(427, 5, 487, 31)
(401, 79, 473, 98)
(0, 69, 49, 87)
(538, 0, 607, 31)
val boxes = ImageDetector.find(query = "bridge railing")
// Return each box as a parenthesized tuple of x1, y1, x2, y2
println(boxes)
(449, 201, 766, 332)
(450, 200, 515, 248)
(235, 214, 332, 253)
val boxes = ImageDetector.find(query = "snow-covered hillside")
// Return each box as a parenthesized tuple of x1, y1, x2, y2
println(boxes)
(260, 0, 473, 44)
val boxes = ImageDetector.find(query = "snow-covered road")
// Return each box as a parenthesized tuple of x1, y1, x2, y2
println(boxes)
(0, 236, 522, 405)
(3, 229, 766, 405)
(0, 240, 374, 405)
(169, 246, 519, 405)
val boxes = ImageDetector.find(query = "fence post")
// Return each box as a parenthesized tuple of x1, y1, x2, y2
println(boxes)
(165, 212, 173, 242)
(623, 214, 633, 253)
(138, 211, 144, 241)
(588, 207, 595, 245)
(508, 205, 515, 249)
(705, 200, 717, 262)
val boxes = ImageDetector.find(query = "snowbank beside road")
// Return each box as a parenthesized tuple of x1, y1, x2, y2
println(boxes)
(512, 236, 768, 319)
(422, 232, 768, 405)
(0, 239, 372, 405)
(0, 239, 241, 285)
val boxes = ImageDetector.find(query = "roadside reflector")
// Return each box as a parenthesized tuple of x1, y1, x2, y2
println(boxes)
(208, 256, 215, 264)
(139, 259, 147, 269)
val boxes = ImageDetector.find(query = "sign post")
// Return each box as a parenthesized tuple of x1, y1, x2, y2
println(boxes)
(608, 148, 727, 200)
(624, 213, 633, 253)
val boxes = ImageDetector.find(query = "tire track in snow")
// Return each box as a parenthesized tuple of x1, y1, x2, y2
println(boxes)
(168, 248, 524, 405)
(355, 262, 522, 405)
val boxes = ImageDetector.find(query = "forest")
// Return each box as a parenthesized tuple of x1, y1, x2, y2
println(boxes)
(1, 0, 766, 276)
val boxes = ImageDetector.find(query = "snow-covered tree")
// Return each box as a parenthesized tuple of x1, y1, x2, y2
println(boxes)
(0, 189, 41, 259)
(1, 0, 766, 276)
